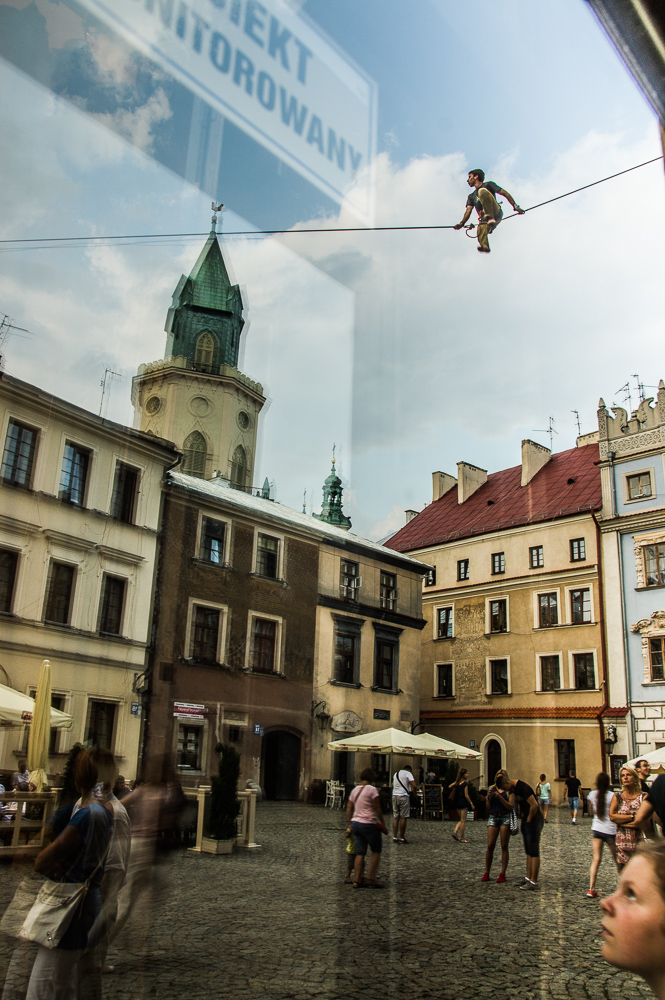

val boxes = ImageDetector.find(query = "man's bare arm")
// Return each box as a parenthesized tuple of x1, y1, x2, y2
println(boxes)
(454, 205, 473, 229)
(496, 188, 525, 213)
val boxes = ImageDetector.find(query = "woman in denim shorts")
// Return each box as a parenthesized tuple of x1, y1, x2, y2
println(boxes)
(481, 780, 511, 883)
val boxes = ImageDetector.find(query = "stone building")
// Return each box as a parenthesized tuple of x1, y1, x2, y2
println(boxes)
(596, 382, 665, 763)
(0, 372, 178, 779)
(387, 440, 627, 792)
(143, 468, 427, 797)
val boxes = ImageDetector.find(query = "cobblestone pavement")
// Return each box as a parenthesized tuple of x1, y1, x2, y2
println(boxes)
(0, 804, 653, 1000)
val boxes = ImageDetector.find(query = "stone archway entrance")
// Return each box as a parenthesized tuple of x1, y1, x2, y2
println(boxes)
(263, 730, 301, 800)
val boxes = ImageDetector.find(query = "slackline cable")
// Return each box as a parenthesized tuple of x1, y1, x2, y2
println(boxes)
(0, 154, 661, 249)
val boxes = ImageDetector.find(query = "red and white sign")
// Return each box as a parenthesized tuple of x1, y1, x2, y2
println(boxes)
(173, 702, 207, 720)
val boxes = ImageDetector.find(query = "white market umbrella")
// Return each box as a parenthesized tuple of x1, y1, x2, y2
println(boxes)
(328, 727, 449, 756)
(0, 681, 71, 728)
(627, 746, 665, 774)
(27, 659, 53, 792)
(417, 733, 482, 760)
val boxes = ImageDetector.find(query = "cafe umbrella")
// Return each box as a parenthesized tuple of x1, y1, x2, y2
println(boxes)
(417, 733, 482, 760)
(27, 659, 55, 792)
(328, 726, 454, 791)
(0, 680, 71, 729)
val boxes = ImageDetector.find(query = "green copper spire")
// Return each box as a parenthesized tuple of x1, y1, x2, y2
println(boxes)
(313, 450, 352, 529)
(164, 208, 244, 369)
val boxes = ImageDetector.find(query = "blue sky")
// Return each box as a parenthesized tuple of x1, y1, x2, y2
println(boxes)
(0, 0, 662, 538)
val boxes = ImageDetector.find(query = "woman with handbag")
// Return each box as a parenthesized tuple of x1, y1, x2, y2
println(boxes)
(24, 749, 114, 1000)
(346, 768, 387, 889)
(494, 770, 544, 891)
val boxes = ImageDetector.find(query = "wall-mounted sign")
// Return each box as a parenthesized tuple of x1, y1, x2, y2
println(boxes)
(253, 724, 264, 737)
(332, 710, 362, 733)
(173, 702, 207, 720)
(470, 740, 476, 749)
(131, 702, 141, 717)
(77, 0, 376, 219)
(373, 709, 390, 721)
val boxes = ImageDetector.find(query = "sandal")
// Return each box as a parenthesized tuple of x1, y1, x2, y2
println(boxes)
(353, 881, 366, 889)
(460, 839, 470, 843)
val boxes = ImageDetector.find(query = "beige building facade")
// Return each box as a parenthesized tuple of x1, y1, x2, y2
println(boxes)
(388, 440, 627, 796)
(312, 539, 427, 785)
(0, 373, 178, 780)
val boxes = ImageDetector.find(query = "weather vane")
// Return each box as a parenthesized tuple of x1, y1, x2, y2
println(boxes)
(211, 202, 223, 232)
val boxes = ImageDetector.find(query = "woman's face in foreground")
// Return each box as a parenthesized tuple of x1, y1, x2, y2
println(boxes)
(600, 855, 665, 982)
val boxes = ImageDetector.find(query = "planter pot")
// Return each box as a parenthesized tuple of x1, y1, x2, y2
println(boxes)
(201, 836, 234, 855)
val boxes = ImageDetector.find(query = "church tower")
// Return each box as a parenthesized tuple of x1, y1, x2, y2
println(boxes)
(132, 211, 265, 488)
(313, 454, 352, 530)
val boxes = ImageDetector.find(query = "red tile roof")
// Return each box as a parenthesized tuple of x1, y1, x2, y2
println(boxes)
(388, 444, 601, 552)
(422, 705, 629, 720)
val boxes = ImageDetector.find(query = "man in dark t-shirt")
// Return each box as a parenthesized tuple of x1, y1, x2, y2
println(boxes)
(454, 168, 524, 253)
(563, 771, 582, 825)
(633, 773, 665, 833)
(495, 773, 543, 890)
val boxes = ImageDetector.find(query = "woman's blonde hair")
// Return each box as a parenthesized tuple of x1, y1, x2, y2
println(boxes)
(494, 769, 510, 789)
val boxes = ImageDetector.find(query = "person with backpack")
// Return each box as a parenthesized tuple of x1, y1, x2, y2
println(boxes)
(586, 772, 619, 898)
(392, 765, 416, 844)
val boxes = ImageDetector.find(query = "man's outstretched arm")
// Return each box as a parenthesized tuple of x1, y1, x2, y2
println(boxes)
(454, 205, 473, 230)
(496, 187, 525, 213)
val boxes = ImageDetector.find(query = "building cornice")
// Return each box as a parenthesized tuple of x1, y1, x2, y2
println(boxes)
(317, 595, 427, 630)
(421, 705, 629, 720)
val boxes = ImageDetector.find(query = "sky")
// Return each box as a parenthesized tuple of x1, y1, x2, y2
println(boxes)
(0, 0, 663, 539)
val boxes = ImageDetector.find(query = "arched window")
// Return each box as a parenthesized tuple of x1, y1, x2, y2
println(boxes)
(182, 431, 207, 478)
(230, 445, 248, 490)
(194, 332, 215, 369)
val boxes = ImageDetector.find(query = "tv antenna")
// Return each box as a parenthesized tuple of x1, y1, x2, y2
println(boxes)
(0, 313, 32, 357)
(572, 410, 581, 436)
(99, 368, 122, 416)
(534, 416, 558, 451)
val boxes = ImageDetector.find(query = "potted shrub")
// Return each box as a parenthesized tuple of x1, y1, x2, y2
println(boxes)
(201, 742, 241, 855)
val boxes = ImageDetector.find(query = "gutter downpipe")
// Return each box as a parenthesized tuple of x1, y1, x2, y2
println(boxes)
(609, 451, 636, 758)
(593, 513, 610, 771)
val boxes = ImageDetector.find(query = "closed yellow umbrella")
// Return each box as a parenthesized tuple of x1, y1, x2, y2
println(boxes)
(27, 658, 52, 792)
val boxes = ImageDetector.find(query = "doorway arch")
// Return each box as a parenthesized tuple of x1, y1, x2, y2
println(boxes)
(480, 733, 506, 787)
(263, 730, 301, 800)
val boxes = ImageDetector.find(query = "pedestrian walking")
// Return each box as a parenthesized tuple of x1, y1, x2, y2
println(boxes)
(495, 770, 543, 891)
(391, 764, 416, 844)
(448, 768, 474, 843)
(564, 770, 582, 824)
(24, 750, 114, 1000)
(536, 773, 551, 822)
(586, 772, 619, 898)
(480, 777, 511, 884)
(610, 765, 645, 870)
(346, 768, 387, 888)
(600, 840, 665, 999)
(343, 826, 356, 884)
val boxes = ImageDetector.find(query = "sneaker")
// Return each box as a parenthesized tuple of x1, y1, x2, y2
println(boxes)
(515, 877, 529, 886)
(392, 837, 399, 842)
(586, 890, 599, 898)
(572, 819, 577, 825)
(496, 873, 507, 884)
(399, 838, 409, 844)
(520, 880, 540, 891)
(480, 872, 490, 882)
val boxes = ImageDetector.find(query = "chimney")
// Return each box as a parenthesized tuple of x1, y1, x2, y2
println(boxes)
(405, 509, 418, 523)
(521, 439, 551, 487)
(432, 471, 457, 502)
(457, 462, 487, 503)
